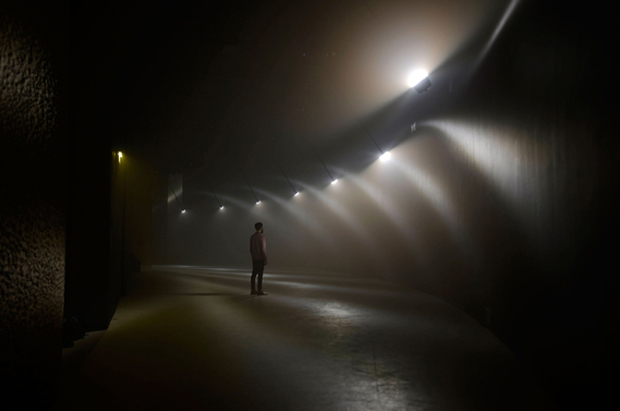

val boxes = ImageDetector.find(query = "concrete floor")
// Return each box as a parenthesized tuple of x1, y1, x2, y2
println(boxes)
(53, 266, 556, 410)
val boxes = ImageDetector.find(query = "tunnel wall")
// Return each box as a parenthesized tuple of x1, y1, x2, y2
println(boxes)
(409, 2, 620, 402)
(0, 2, 67, 408)
(110, 151, 159, 292)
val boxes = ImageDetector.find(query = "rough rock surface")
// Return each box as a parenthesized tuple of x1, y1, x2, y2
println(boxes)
(0, 8, 66, 408)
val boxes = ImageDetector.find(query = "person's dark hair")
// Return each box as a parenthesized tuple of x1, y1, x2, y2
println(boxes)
(255, 222, 263, 231)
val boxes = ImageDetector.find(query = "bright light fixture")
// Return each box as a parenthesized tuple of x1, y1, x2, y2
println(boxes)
(118, 151, 123, 163)
(256, 200, 261, 204)
(219, 205, 224, 209)
(181, 209, 186, 213)
(379, 151, 391, 162)
(294, 192, 299, 196)
(407, 70, 428, 88)
(331, 179, 338, 185)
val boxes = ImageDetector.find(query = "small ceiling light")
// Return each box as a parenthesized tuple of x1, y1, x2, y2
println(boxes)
(118, 151, 123, 163)
(219, 205, 224, 210)
(379, 151, 391, 162)
(181, 209, 186, 213)
(294, 192, 299, 196)
(331, 179, 338, 185)
(256, 200, 261, 205)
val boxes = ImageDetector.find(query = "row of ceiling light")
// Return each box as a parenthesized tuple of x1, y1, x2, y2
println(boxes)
(128, 71, 430, 213)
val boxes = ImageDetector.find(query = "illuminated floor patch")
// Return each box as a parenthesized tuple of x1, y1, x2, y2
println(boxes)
(55, 266, 554, 411)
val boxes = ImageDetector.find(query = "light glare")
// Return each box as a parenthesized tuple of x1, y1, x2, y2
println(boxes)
(379, 151, 391, 162)
(331, 179, 338, 185)
(407, 70, 428, 88)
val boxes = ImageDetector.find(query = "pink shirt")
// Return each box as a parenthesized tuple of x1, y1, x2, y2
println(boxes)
(250, 231, 267, 261)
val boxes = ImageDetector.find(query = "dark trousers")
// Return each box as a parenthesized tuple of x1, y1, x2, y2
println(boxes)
(251, 260, 265, 291)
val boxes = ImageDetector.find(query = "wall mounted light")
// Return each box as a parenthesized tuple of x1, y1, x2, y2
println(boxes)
(407, 70, 428, 87)
(241, 170, 261, 205)
(408, 70, 431, 93)
(366, 130, 390, 162)
(168, 183, 185, 214)
(413, 77, 432, 93)
(210, 186, 224, 210)
(276, 160, 300, 197)
(379, 152, 392, 162)
(312, 146, 338, 185)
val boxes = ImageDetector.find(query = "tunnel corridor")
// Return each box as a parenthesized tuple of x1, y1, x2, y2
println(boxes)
(2, 0, 619, 410)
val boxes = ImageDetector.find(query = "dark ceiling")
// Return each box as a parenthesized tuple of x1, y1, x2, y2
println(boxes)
(73, 0, 536, 197)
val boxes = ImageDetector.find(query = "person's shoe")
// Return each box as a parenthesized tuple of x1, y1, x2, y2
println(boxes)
(257, 290, 268, 296)
(251, 290, 258, 295)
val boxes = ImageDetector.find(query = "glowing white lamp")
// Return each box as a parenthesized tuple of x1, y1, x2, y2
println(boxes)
(379, 151, 391, 162)
(331, 179, 338, 185)
(407, 70, 428, 88)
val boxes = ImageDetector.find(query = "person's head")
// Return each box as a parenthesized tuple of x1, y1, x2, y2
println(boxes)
(255, 222, 263, 233)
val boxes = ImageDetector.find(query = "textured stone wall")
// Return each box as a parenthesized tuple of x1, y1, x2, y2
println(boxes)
(0, 2, 67, 407)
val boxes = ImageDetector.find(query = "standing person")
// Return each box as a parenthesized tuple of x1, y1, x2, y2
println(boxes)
(250, 222, 268, 295)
